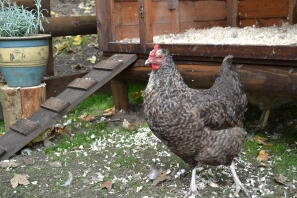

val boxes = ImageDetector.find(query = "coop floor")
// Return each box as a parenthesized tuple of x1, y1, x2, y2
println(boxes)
(119, 23, 297, 46)
(0, 85, 296, 198)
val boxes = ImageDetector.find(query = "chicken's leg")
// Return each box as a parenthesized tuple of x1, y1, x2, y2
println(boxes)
(230, 161, 250, 198)
(187, 167, 201, 198)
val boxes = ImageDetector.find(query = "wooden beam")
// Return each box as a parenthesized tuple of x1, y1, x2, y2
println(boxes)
(138, 0, 153, 50)
(43, 16, 97, 37)
(118, 60, 297, 97)
(96, 0, 112, 51)
(226, 0, 238, 27)
(289, 0, 297, 24)
(107, 42, 297, 65)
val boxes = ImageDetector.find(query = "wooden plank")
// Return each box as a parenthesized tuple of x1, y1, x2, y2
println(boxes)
(95, 54, 138, 70)
(10, 119, 39, 136)
(41, 97, 70, 113)
(226, 0, 238, 27)
(138, 0, 153, 48)
(0, 54, 138, 161)
(107, 42, 297, 64)
(289, 0, 297, 24)
(118, 61, 297, 97)
(96, 0, 112, 51)
(68, 78, 97, 90)
(238, 0, 289, 19)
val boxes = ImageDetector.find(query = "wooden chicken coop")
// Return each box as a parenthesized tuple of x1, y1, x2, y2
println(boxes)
(96, 0, 297, 109)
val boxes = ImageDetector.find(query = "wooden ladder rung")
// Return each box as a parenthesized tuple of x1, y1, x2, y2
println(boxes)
(41, 97, 70, 113)
(94, 54, 136, 71)
(67, 78, 97, 90)
(10, 118, 39, 136)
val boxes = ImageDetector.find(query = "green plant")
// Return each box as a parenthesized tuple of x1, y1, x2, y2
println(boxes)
(0, 0, 46, 37)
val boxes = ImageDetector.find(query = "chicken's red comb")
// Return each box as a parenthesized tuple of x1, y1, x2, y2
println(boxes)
(149, 44, 159, 58)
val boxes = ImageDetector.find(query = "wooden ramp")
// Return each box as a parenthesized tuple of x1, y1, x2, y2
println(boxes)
(0, 54, 137, 161)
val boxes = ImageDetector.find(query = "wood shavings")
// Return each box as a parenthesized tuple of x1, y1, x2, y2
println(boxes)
(119, 23, 297, 46)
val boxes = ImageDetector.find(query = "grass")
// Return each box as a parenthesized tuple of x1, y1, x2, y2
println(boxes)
(0, 84, 296, 198)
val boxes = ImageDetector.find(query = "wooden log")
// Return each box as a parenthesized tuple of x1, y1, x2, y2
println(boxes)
(226, 0, 238, 27)
(111, 77, 129, 111)
(288, 0, 297, 25)
(0, 84, 46, 130)
(138, 0, 153, 50)
(118, 60, 297, 97)
(96, 0, 112, 51)
(43, 16, 97, 37)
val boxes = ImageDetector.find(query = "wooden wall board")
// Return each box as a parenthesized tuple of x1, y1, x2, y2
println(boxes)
(238, 0, 289, 19)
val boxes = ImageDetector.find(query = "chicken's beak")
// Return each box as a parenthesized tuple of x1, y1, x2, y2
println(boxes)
(145, 58, 152, 66)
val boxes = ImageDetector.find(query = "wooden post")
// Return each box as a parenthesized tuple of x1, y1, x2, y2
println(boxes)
(111, 78, 129, 111)
(96, 0, 112, 51)
(226, 0, 238, 27)
(289, 0, 297, 25)
(138, 0, 153, 50)
(168, 0, 180, 34)
(40, 0, 54, 76)
(0, 84, 46, 130)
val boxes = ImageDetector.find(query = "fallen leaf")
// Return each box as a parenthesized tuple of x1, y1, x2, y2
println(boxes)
(87, 55, 97, 64)
(131, 91, 143, 99)
(102, 106, 115, 117)
(122, 119, 139, 131)
(54, 41, 67, 55)
(257, 150, 269, 162)
(0, 161, 20, 168)
(101, 180, 113, 190)
(254, 135, 272, 146)
(72, 35, 82, 46)
(209, 182, 219, 188)
(10, 174, 30, 188)
(254, 135, 268, 142)
(79, 114, 95, 122)
(50, 11, 58, 17)
(152, 169, 170, 186)
(274, 174, 289, 185)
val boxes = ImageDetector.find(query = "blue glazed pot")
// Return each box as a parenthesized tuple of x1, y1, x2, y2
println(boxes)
(0, 34, 51, 87)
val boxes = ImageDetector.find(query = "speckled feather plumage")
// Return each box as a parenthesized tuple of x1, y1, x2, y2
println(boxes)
(144, 49, 247, 168)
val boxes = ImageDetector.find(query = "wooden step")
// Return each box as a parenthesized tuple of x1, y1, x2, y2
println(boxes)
(0, 54, 137, 161)
(10, 119, 39, 136)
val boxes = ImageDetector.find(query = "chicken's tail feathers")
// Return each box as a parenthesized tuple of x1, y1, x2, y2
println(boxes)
(221, 55, 234, 72)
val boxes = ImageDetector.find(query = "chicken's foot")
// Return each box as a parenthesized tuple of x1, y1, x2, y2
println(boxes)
(230, 161, 250, 198)
(187, 167, 201, 198)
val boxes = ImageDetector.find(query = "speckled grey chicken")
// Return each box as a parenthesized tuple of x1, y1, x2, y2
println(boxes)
(143, 45, 249, 197)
